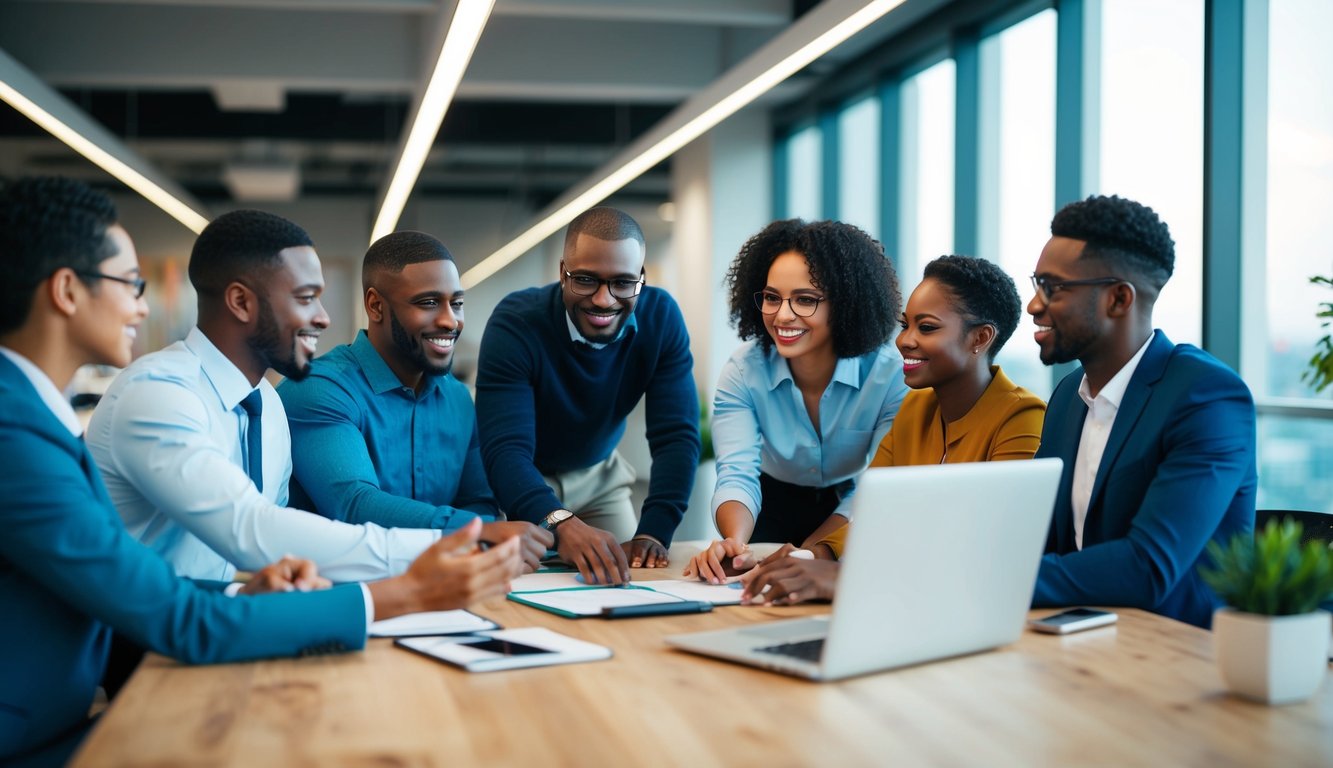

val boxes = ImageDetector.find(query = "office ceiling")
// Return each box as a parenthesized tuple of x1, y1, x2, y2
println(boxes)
(0, 0, 832, 215)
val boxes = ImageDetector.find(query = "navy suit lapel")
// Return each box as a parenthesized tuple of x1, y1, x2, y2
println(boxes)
(1040, 372, 1088, 551)
(1086, 332, 1173, 522)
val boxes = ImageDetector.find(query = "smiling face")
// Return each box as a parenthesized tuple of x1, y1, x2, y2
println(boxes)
(761, 250, 832, 361)
(1027, 236, 1110, 367)
(72, 224, 150, 368)
(247, 245, 329, 381)
(372, 258, 465, 382)
(560, 233, 644, 344)
(896, 277, 984, 390)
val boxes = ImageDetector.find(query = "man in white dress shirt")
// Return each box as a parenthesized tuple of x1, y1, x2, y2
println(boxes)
(87, 210, 441, 583)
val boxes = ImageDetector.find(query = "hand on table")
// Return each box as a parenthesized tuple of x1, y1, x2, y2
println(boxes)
(370, 519, 523, 620)
(622, 536, 669, 569)
(239, 555, 331, 595)
(556, 516, 630, 585)
(682, 537, 757, 584)
(480, 520, 554, 574)
(740, 552, 840, 605)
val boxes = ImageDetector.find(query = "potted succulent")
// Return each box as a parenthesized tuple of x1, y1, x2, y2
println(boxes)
(1201, 519, 1333, 704)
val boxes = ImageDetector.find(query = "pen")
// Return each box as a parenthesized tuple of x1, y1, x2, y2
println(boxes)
(601, 601, 714, 619)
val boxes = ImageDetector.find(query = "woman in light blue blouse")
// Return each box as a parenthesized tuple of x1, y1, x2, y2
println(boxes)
(684, 220, 907, 583)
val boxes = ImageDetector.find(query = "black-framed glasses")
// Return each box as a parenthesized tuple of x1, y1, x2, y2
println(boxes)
(77, 271, 147, 299)
(563, 270, 644, 299)
(1030, 274, 1122, 302)
(754, 290, 824, 317)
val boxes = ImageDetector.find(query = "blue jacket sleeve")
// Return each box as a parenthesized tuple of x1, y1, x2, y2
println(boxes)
(1, 430, 367, 665)
(281, 374, 491, 530)
(1032, 369, 1256, 614)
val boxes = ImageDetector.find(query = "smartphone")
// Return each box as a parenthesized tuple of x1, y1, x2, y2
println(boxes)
(1028, 607, 1118, 634)
(450, 636, 551, 657)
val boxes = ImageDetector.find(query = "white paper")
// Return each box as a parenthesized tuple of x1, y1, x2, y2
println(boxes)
(514, 587, 683, 616)
(640, 579, 745, 605)
(369, 609, 499, 637)
(508, 571, 584, 592)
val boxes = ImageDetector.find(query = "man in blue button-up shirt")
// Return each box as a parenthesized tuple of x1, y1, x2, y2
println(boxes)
(280, 231, 552, 571)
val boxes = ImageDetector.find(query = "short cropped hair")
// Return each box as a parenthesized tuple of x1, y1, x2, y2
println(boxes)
(188, 209, 314, 297)
(726, 219, 901, 359)
(363, 230, 454, 292)
(564, 206, 645, 253)
(0, 176, 119, 334)
(1051, 195, 1175, 293)
(922, 255, 1022, 361)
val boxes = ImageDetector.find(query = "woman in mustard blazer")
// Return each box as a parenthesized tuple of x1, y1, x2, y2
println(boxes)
(741, 254, 1047, 603)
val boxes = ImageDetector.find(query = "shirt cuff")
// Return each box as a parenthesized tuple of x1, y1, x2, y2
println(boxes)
(360, 582, 375, 631)
(224, 582, 245, 597)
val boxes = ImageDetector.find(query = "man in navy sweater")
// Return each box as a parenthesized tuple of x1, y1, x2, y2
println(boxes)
(476, 207, 701, 585)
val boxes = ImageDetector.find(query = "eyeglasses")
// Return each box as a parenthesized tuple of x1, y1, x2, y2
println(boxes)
(563, 271, 644, 299)
(754, 291, 824, 317)
(77, 271, 147, 299)
(1029, 274, 1122, 302)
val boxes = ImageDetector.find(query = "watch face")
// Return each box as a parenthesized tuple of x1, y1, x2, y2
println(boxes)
(545, 510, 572, 529)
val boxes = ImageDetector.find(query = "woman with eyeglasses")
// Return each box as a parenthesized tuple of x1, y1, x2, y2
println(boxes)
(684, 219, 908, 584)
(738, 255, 1047, 604)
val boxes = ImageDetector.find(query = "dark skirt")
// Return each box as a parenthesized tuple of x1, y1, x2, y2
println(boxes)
(750, 472, 841, 546)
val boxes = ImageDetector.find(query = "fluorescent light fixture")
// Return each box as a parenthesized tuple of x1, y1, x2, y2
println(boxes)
(461, 0, 907, 289)
(0, 80, 210, 234)
(371, 0, 495, 243)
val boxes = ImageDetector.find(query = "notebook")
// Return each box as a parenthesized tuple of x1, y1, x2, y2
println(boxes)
(665, 458, 1062, 681)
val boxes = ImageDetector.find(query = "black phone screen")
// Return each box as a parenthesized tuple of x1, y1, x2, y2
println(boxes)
(457, 637, 551, 656)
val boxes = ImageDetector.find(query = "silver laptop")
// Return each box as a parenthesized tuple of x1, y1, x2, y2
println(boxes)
(666, 458, 1062, 681)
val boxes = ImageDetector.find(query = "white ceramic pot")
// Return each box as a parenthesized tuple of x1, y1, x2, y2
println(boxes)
(1213, 607, 1331, 704)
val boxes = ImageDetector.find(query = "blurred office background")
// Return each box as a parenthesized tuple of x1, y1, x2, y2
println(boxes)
(1, 0, 1328, 516)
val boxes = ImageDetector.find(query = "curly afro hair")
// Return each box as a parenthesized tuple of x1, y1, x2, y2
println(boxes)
(0, 176, 120, 334)
(1051, 195, 1175, 293)
(726, 219, 901, 359)
(921, 255, 1022, 361)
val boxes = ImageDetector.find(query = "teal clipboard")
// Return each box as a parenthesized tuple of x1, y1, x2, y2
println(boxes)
(507, 584, 671, 619)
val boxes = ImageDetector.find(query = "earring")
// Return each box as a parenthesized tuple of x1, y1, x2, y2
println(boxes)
(973, 349, 979, 355)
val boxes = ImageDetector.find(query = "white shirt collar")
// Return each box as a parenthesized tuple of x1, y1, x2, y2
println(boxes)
(0, 346, 84, 437)
(183, 326, 259, 410)
(1077, 332, 1155, 409)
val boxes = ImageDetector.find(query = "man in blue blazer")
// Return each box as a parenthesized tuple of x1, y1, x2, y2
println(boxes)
(0, 178, 520, 766)
(1028, 194, 1256, 629)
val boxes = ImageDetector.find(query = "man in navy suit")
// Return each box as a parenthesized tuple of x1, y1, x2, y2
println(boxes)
(1028, 194, 1256, 628)
(0, 177, 521, 766)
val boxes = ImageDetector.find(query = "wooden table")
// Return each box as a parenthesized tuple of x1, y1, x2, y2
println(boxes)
(72, 548, 1333, 767)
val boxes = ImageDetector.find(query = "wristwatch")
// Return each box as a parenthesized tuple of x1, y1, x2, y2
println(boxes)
(541, 509, 574, 532)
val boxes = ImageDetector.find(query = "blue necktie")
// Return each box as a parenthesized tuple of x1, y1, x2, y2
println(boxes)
(239, 389, 263, 493)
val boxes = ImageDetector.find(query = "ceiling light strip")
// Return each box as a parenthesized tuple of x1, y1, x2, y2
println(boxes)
(0, 52, 210, 233)
(460, 0, 906, 289)
(370, 0, 496, 243)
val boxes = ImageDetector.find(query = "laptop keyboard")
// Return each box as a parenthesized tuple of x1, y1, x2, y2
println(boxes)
(755, 638, 825, 662)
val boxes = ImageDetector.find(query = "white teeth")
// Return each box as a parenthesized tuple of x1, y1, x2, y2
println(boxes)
(299, 335, 318, 354)
(1035, 325, 1052, 332)
(426, 336, 456, 350)
(125, 327, 137, 340)
(776, 328, 806, 338)
(903, 358, 924, 365)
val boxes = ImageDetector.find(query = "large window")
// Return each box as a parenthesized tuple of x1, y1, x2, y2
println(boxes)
(1098, 0, 1204, 345)
(1256, 0, 1333, 514)
(1263, 0, 1333, 401)
(837, 93, 881, 240)
(785, 123, 823, 221)
(898, 59, 956, 286)
(979, 9, 1057, 398)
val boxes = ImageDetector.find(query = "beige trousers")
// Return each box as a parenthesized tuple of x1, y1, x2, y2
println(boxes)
(542, 450, 639, 542)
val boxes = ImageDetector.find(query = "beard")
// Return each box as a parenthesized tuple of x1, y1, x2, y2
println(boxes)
(390, 307, 452, 377)
(248, 293, 310, 381)
(1038, 302, 1101, 366)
